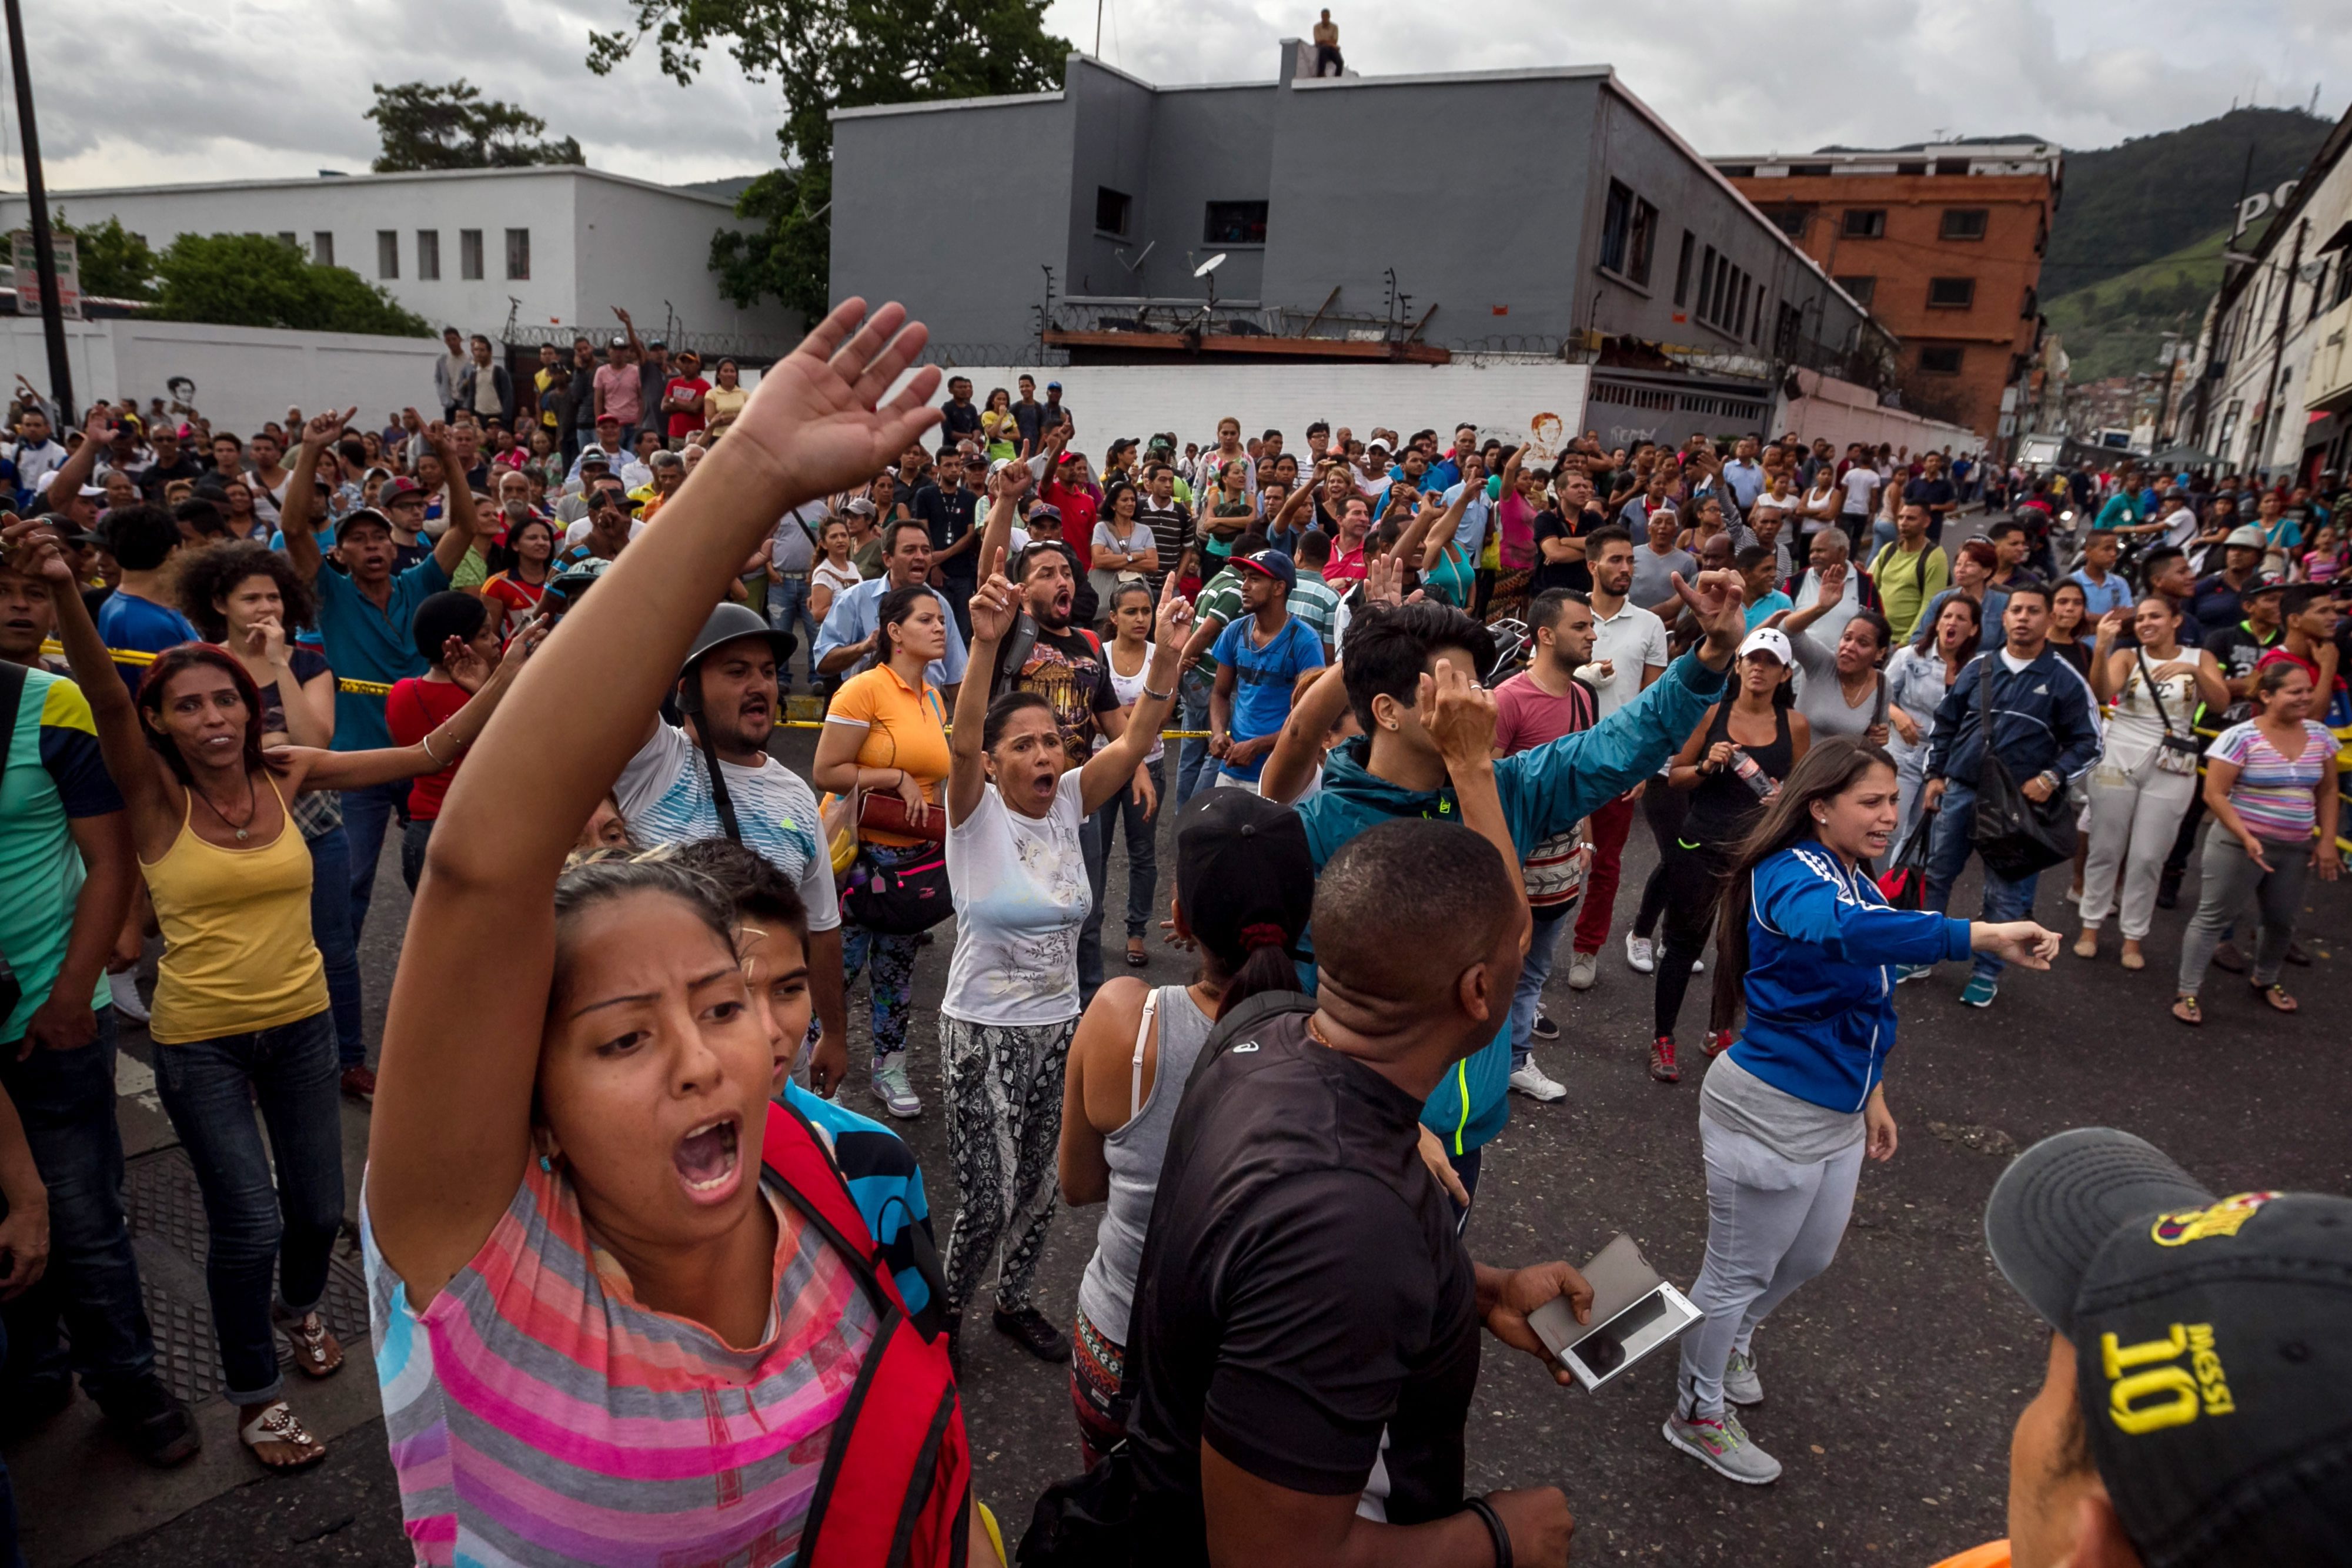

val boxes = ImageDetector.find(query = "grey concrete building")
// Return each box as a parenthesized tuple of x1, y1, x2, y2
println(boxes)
(831, 42, 1884, 441)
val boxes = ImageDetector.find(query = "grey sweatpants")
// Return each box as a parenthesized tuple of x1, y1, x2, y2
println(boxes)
(2177, 822, 2311, 996)
(1677, 1115, 1864, 1417)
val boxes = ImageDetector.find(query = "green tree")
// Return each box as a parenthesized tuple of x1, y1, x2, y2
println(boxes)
(151, 233, 433, 337)
(367, 80, 584, 173)
(49, 213, 160, 301)
(587, 0, 1068, 317)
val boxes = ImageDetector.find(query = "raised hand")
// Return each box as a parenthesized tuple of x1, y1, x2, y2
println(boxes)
(0, 515, 71, 585)
(1419, 656, 1497, 773)
(1364, 550, 1406, 609)
(1671, 567, 1748, 660)
(443, 633, 492, 694)
(303, 407, 356, 452)
(968, 547, 1018, 644)
(2096, 607, 2128, 643)
(1817, 561, 1847, 603)
(1151, 566, 1195, 648)
(724, 299, 942, 506)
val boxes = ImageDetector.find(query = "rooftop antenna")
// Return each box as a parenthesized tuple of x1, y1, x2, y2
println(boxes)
(1194, 250, 1227, 314)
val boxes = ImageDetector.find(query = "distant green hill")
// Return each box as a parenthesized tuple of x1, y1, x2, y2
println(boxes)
(2044, 107, 2328, 300)
(2043, 228, 2228, 382)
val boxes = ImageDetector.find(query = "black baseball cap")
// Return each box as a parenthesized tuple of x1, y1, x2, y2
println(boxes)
(1986, 1128, 2352, 1567)
(1172, 791, 1313, 964)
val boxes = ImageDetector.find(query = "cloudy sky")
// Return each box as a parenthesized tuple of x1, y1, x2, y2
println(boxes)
(3, 0, 2347, 193)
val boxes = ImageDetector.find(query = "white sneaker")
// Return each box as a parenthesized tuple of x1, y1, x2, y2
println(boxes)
(1508, 1057, 1567, 1102)
(1691, 957, 1706, 974)
(1624, 933, 1656, 974)
(1723, 1348, 1764, 1406)
(107, 970, 150, 1024)
(1663, 1406, 1782, 1485)
(1566, 951, 1599, 990)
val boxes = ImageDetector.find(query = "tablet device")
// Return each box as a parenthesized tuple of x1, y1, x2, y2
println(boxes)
(1526, 1233, 1702, 1393)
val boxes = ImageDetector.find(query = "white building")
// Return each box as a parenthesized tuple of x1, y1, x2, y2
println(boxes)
(0, 165, 798, 352)
(2185, 106, 2352, 480)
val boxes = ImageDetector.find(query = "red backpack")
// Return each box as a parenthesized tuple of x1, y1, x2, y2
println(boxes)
(763, 1099, 974, 1568)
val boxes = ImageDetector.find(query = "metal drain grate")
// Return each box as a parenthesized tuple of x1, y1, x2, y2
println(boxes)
(123, 1148, 370, 1409)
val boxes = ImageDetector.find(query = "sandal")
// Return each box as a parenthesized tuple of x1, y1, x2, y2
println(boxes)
(2072, 931, 2099, 959)
(2119, 944, 2145, 972)
(2254, 982, 2299, 1014)
(2170, 996, 2202, 1027)
(273, 1306, 344, 1378)
(1125, 938, 1149, 969)
(238, 1400, 326, 1469)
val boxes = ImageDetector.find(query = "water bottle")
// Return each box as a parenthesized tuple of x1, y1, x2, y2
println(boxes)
(1731, 748, 1778, 803)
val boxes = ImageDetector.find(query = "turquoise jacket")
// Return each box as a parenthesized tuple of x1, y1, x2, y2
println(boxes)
(1295, 651, 1728, 1154)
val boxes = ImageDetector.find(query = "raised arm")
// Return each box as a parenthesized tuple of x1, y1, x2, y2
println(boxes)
(426, 423, 485, 577)
(1782, 561, 1847, 638)
(275, 621, 546, 792)
(1423, 657, 1528, 944)
(369, 300, 940, 1300)
(45, 407, 112, 505)
(2089, 610, 2128, 704)
(1078, 576, 1191, 814)
(283, 407, 360, 585)
(948, 549, 1013, 826)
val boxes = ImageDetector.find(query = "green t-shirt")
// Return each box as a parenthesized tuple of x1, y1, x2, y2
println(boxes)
(0, 667, 125, 1041)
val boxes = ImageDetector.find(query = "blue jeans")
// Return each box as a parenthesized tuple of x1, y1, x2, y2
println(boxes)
(0, 1007, 161, 1410)
(400, 815, 436, 894)
(305, 824, 366, 1069)
(1923, 781, 2040, 981)
(1095, 757, 1164, 940)
(1174, 665, 1218, 810)
(1509, 912, 1569, 1071)
(766, 574, 820, 688)
(340, 777, 410, 944)
(151, 1011, 345, 1406)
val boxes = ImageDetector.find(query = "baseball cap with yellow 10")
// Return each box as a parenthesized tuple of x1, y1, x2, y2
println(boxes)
(1983, 1128, 2352, 1567)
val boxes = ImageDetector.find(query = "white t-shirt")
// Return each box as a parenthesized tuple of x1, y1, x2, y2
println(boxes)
(1101, 642, 1164, 763)
(1839, 466, 1882, 516)
(943, 768, 1092, 1027)
(1585, 603, 1669, 718)
(614, 723, 840, 932)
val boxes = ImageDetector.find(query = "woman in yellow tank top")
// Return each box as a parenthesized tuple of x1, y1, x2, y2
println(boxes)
(26, 527, 543, 1472)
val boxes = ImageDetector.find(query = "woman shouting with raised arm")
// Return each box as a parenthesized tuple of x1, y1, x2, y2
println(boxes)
(359, 302, 999, 1567)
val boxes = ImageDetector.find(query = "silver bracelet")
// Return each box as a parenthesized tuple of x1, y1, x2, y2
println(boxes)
(1142, 683, 1173, 703)
(420, 731, 446, 765)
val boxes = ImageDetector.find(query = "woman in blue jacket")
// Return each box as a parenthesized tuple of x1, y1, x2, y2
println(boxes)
(1663, 737, 2058, 1487)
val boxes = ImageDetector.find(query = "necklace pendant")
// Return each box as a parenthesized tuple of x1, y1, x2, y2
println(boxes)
(235, 828, 249, 841)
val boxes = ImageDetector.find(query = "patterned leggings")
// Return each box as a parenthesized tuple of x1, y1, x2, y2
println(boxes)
(938, 1015, 1077, 1320)
(842, 923, 923, 1071)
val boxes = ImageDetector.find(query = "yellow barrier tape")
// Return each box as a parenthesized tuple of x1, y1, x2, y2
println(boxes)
(41, 640, 395, 696)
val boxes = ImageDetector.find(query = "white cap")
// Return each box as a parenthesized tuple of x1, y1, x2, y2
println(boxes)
(1737, 626, 1793, 665)
(1365, 437, 1392, 452)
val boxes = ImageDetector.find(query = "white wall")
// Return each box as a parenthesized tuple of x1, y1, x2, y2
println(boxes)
(0, 316, 445, 437)
(1775, 367, 1984, 460)
(897, 359, 1592, 456)
(0, 168, 794, 344)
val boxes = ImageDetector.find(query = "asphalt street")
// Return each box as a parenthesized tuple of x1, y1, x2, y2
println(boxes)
(12, 628, 2352, 1568)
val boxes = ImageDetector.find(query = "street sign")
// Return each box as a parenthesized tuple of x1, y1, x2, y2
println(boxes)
(11, 229, 81, 320)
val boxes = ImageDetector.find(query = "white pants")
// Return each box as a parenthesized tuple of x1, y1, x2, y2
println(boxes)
(2079, 757, 2197, 940)
(1677, 1115, 1863, 1417)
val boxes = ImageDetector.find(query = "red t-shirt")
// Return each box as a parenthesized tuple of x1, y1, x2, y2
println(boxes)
(385, 677, 473, 819)
(1043, 480, 1100, 571)
(1492, 668, 1596, 757)
(664, 376, 711, 439)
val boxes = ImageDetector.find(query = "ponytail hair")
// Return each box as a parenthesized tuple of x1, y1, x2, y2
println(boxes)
(1217, 925, 1304, 1021)
(1709, 737, 1900, 1027)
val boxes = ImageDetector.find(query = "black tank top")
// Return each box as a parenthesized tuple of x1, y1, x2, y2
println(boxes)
(1687, 700, 1795, 843)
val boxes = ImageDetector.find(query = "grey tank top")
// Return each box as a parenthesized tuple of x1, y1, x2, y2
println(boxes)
(1075, 984, 1215, 1345)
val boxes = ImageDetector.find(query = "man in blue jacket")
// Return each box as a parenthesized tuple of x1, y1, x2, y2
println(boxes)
(1917, 582, 2103, 1007)
(1261, 562, 1749, 1203)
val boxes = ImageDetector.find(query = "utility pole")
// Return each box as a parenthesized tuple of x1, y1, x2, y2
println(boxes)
(4, 0, 75, 423)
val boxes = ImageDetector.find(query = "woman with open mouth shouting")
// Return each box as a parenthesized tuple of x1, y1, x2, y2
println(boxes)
(355, 300, 993, 1567)
(938, 545, 1193, 1368)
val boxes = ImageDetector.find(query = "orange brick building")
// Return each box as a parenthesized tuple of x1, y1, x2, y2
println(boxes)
(1711, 143, 2062, 449)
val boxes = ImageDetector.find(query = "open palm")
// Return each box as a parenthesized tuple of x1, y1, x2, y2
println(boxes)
(726, 299, 944, 506)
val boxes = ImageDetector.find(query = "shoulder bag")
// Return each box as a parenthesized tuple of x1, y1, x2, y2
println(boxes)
(1969, 655, 2076, 880)
(2135, 647, 2201, 775)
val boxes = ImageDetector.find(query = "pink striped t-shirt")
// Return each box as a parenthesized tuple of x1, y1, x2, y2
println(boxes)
(363, 1158, 878, 1567)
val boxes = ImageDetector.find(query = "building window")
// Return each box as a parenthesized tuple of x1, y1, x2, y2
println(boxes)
(1204, 200, 1268, 245)
(1927, 276, 1976, 309)
(377, 230, 399, 279)
(1599, 180, 1633, 276)
(1674, 231, 1695, 306)
(1766, 205, 1809, 239)
(2021, 285, 2037, 319)
(460, 229, 484, 280)
(1774, 300, 1803, 358)
(417, 229, 440, 280)
(1698, 247, 1716, 316)
(313, 231, 335, 268)
(1627, 198, 1658, 286)
(1842, 209, 1886, 239)
(1734, 280, 1750, 338)
(506, 228, 530, 280)
(1919, 345, 1965, 375)
(1095, 187, 1132, 237)
(275, 230, 298, 249)
(1835, 275, 1875, 307)
(1940, 208, 1990, 240)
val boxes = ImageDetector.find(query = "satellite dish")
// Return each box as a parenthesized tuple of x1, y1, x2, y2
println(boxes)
(1194, 253, 1228, 279)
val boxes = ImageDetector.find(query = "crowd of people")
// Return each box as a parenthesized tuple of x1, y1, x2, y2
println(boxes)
(0, 297, 2344, 1568)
